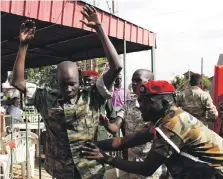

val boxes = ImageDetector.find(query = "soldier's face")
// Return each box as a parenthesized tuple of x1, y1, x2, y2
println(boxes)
(57, 69, 79, 100)
(132, 72, 153, 94)
(138, 96, 164, 122)
(84, 76, 96, 87)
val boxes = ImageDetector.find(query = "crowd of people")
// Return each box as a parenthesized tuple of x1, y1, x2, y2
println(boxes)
(1, 4, 223, 179)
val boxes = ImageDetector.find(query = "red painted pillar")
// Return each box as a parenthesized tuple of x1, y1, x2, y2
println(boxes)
(213, 65, 223, 134)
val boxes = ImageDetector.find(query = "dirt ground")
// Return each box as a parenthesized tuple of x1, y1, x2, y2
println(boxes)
(12, 159, 119, 179)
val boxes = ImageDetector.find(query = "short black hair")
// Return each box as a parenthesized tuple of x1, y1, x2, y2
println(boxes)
(133, 69, 154, 80)
(190, 73, 202, 86)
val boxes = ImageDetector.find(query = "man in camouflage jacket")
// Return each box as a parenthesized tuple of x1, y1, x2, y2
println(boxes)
(82, 80, 223, 179)
(11, 5, 122, 179)
(100, 69, 170, 179)
(177, 73, 218, 126)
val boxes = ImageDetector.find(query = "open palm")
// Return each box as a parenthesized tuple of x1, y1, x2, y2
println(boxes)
(20, 20, 36, 45)
(82, 142, 104, 161)
(80, 5, 101, 29)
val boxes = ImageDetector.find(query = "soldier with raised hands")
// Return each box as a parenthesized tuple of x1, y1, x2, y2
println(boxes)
(11, 5, 122, 179)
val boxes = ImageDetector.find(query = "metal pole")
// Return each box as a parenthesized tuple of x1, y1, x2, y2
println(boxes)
(123, 40, 126, 103)
(201, 58, 203, 77)
(189, 69, 191, 79)
(38, 115, 42, 179)
(112, 0, 115, 14)
(26, 115, 31, 179)
(20, 92, 23, 110)
(11, 116, 13, 179)
(151, 47, 155, 79)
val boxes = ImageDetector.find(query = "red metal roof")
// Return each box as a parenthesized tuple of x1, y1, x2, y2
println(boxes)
(1, 0, 157, 70)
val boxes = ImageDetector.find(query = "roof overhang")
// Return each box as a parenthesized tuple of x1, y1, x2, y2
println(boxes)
(1, 0, 156, 70)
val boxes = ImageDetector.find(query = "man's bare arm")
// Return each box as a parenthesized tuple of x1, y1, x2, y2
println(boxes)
(97, 128, 153, 151)
(100, 114, 123, 135)
(105, 119, 122, 135)
(82, 142, 165, 176)
(11, 20, 36, 93)
(80, 5, 122, 90)
(95, 24, 122, 89)
(11, 45, 27, 93)
(103, 150, 165, 176)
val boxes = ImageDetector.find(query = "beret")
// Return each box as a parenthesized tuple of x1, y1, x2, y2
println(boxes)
(137, 80, 175, 96)
(83, 70, 98, 77)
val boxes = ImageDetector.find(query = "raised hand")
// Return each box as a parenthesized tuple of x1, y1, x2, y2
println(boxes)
(20, 20, 36, 45)
(80, 5, 101, 29)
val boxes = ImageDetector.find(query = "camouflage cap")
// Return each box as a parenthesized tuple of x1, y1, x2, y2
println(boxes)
(137, 80, 175, 96)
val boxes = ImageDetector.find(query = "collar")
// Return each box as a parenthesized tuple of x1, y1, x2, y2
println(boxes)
(114, 87, 123, 90)
(58, 95, 78, 106)
(154, 106, 178, 127)
(135, 99, 139, 108)
(189, 86, 201, 90)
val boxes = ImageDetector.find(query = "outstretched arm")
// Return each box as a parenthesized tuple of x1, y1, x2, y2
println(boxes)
(11, 20, 36, 93)
(82, 142, 165, 176)
(81, 5, 122, 90)
(97, 128, 154, 151)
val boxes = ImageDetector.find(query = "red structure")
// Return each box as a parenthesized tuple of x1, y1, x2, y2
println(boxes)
(1, 0, 156, 71)
(212, 66, 223, 134)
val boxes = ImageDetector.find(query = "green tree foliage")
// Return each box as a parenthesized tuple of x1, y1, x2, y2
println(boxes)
(24, 58, 108, 88)
(202, 75, 211, 90)
(25, 65, 58, 88)
(171, 74, 212, 91)
(171, 75, 185, 91)
(77, 58, 108, 75)
(97, 58, 108, 75)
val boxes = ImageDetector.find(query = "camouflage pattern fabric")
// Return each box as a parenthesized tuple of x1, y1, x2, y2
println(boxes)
(119, 97, 169, 179)
(218, 95, 223, 134)
(176, 86, 218, 126)
(151, 106, 223, 179)
(25, 80, 114, 179)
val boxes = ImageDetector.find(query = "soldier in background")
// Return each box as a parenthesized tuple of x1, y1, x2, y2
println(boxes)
(11, 5, 122, 179)
(100, 69, 170, 179)
(218, 94, 223, 135)
(82, 70, 118, 141)
(177, 73, 218, 126)
(82, 70, 124, 179)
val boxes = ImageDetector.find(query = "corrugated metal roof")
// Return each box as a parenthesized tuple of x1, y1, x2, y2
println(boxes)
(1, 0, 156, 46)
(1, 0, 157, 70)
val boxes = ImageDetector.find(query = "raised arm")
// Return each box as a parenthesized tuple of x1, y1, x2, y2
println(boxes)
(11, 20, 36, 93)
(80, 5, 122, 90)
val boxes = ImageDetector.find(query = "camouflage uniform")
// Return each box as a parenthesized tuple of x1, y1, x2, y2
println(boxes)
(117, 96, 169, 179)
(151, 106, 223, 179)
(25, 75, 115, 179)
(218, 95, 223, 134)
(176, 86, 218, 126)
